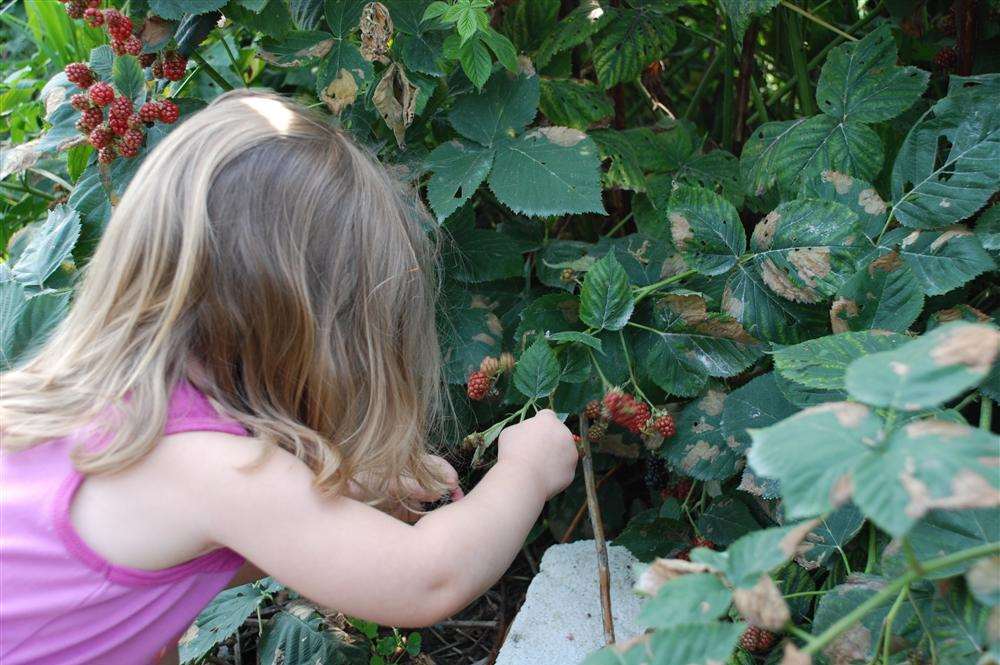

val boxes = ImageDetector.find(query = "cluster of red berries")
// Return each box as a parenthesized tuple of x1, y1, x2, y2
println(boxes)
(602, 390, 650, 434)
(66, 61, 180, 164)
(934, 46, 958, 71)
(466, 353, 515, 401)
(739, 626, 777, 653)
(151, 51, 189, 82)
(61, 2, 142, 56)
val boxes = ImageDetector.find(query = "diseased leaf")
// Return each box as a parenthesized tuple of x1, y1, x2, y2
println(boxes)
(717, 0, 779, 43)
(579, 253, 634, 331)
(815, 25, 929, 124)
(879, 226, 996, 296)
(830, 251, 924, 333)
(696, 497, 760, 546)
(665, 387, 744, 480)
(258, 610, 367, 664)
(811, 575, 906, 665)
(638, 574, 732, 628)
(798, 171, 888, 241)
(258, 30, 334, 66)
(513, 338, 560, 398)
(535, 0, 615, 69)
(593, 5, 676, 89)
(774, 330, 907, 390)
(539, 78, 613, 131)
(882, 509, 998, 580)
(584, 622, 745, 665)
(179, 584, 267, 663)
(721, 373, 798, 452)
(774, 114, 884, 196)
(439, 291, 502, 384)
(668, 185, 746, 276)
(797, 504, 866, 570)
(695, 522, 819, 588)
(590, 129, 648, 192)
(845, 321, 1000, 410)
(918, 584, 994, 665)
(489, 128, 606, 217)
(740, 118, 806, 198)
(722, 262, 828, 344)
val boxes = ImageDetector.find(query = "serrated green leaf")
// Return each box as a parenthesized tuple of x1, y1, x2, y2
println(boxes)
(674, 150, 744, 209)
(489, 128, 605, 217)
(439, 291, 502, 383)
(721, 373, 798, 452)
(514, 338, 560, 398)
(441, 210, 532, 283)
(259, 611, 367, 664)
(891, 75, 1000, 230)
(590, 129, 647, 192)
(585, 622, 745, 665)
(667, 185, 746, 276)
(10, 205, 80, 286)
(845, 321, 1000, 410)
(773, 330, 908, 390)
(774, 114, 884, 196)
(831, 251, 924, 333)
(593, 6, 676, 89)
(615, 509, 687, 561)
(458, 36, 492, 89)
(258, 30, 334, 66)
(539, 78, 613, 131)
(750, 199, 867, 303)
(179, 584, 267, 663)
(880, 226, 995, 296)
(718, 0, 779, 42)
(325, 0, 365, 37)
(515, 292, 582, 345)
(546, 330, 603, 352)
(638, 574, 733, 628)
(89, 45, 114, 80)
(639, 294, 762, 399)
(290, 0, 326, 29)
(111, 55, 145, 103)
(448, 70, 539, 146)
(579, 252, 634, 331)
(425, 140, 495, 222)
(535, 0, 615, 69)
(795, 504, 865, 570)
(480, 26, 517, 73)
(740, 118, 807, 198)
(696, 497, 760, 547)
(815, 24, 929, 124)
(797, 171, 888, 241)
(0, 283, 71, 370)
(149, 0, 226, 20)
(701, 523, 814, 588)
(882, 509, 998, 580)
(919, 584, 994, 665)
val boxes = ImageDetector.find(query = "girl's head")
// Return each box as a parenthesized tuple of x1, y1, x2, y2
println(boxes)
(2, 89, 449, 499)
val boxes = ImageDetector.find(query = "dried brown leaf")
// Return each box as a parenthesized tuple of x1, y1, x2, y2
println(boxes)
(373, 63, 418, 148)
(360, 2, 393, 63)
(732, 574, 791, 631)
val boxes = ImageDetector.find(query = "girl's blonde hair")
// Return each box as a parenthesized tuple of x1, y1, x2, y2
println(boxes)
(1, 89, 449, 500)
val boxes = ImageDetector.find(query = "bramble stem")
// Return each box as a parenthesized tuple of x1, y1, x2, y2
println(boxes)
(191, 51, 234, 91)
(881, 586, 909, 665)
(981, 397, 993, 431)
(802, 542, 999, 655)
(780, 0, 858, 41)
(579, 411, 615, 645)
(633, 270, 698, 302)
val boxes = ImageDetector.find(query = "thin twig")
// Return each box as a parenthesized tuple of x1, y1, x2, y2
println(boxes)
(780, 0, 858, 41)
(560, 464, 622, 543)
(579, 412, 615, 644)
(434, 619, 498, 629)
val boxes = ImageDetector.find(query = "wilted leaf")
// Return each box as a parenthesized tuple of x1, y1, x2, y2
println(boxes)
(732, 574, 790, 630)
(359, 1, 392, 62)
(372, 63, 418, 147)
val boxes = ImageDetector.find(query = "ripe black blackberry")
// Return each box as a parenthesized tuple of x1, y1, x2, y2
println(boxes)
(644, 457, 670, 493)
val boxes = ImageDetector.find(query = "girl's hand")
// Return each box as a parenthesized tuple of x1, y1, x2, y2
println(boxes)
(347, 454, 463, 521)
(497, 409, 578, 500)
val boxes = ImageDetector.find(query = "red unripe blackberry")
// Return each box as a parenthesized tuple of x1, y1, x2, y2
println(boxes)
(158, 99, 180, 124)
(584, 400, 602, 422)
(106, 12, 133, 41)
(121, 128, 144, 149)
(140, 53, 156, 68)
(109, 115, 129, 136)
(88, 125, 113, 149)
(627, 402, 651, 434)
(116, 35, 142, 56)
(138, 101, 161, 124)
(653, 413, 676, 438)
(118, 142, 140, 159)
(151, 59, 164, 79)
(127, 113, 144, 131)
(934, 47, 957, 70)
(691, 536, 716, 550)
(670, 477, 693, 501)
(70, 93, 92, 111)
(162, 52, 188, 81)
(65, 62, 94, 89)
(739, 626, 777, 653)
(75, 117, 94, 134)
(66, 1, 86, 19)
(98, 145, 117, 164)
(77, 107, 103, 133)
(108, 96, 133, 119)
(83, 7, 103, 26)
(466, 370, 491, 401)
(88, 82, 114, 107)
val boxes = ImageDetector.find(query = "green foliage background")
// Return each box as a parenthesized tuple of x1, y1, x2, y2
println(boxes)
(2, 0, 1000, 663)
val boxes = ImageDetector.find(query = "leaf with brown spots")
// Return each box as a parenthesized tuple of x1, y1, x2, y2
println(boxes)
(664, 386, 746, 480)
(667, 185, 746, 276)
(830, 251, 924, 333)
(845, 321, 1000, 411)
(878, 225, 995, 296)
(811, 574, 909, 665)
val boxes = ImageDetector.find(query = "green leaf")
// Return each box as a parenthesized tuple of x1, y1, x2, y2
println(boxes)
(316, 40, 373, 98)
(667, 185, 746, 276)
(539, 78, 613, 131)
(665, 387, 745, 480)
(480, 26, 517, 73)
(700, 523, 813, 588)
(439, 291, 502, 383)
(815, 24, 929, 124)
(585, 622, 745, 665)
(773, 330, 908, 390)
(89, 45, 114, 80)
(259, 611, 367, 665)
(696, 497, 760, 547)
(721, 262, 828, 345)
(515, 292, 582, 345)
(489, 128, 605, 217)
(578, 253, 634, 331)
(458, 36, 492, 89)
(845, 321, 1000, 410)
(751, 198, 867, 303)
(424, 140, 495, 222)
(674, 150, 744, 209)
(718, 0, 779, 43)
(546, 330, 603, 352)
(111, 55, 145, 103)
(883, 509, 998, 579)
(891, 76, 1000, 230)
(325, 0, 365, 37)
(441, 211, 533, 283)
(919, 584, 994, 665)
(448, 70, 539, 147)
(593, 6, 676, 89)
(831, 252, 924, 333)
(740, 118, 807, 198)
(179, 584, 267, 663)
(535, 0, 615, 69)
(615, 509, 687, 561)
(976, 204, 1000, 251)
(227, 0, 294, 39)
(290, 0, 326, 29)
(797, 171, 889, 241)
(638, 574, 732, 628)
(879, 226, 995, 296)
(639, 295, 763, 399)
(149, 0, 226, 20)
(795, 504, 865, 570)
(721, 373, 798, 452)
(590, 129, 647, 192)
(811, 575, 908, 664)
(513, 338, 560, 398)
(10, 205, 80, 286)
(774, 114, 884, 196)
(258, 30, 334, 66)
(0, 283, 71, 370)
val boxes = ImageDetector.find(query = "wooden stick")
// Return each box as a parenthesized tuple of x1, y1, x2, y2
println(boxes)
(579, 412, 615, 644)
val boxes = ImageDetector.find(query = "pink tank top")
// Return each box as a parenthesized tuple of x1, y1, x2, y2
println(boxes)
(1, 382, 247, 664)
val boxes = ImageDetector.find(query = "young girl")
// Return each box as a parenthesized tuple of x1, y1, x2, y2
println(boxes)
(0, 90, 578, 664)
